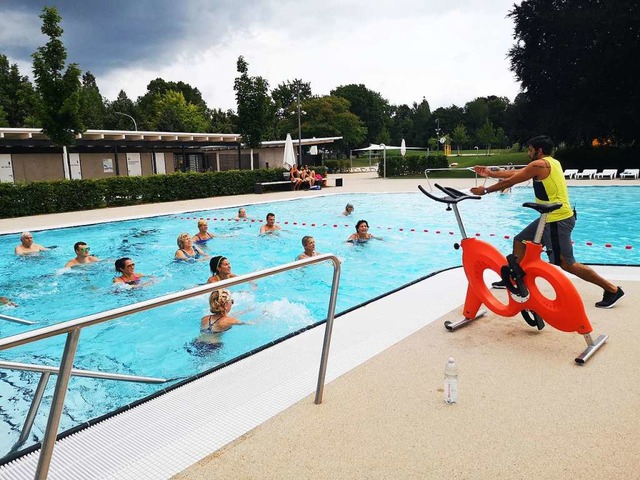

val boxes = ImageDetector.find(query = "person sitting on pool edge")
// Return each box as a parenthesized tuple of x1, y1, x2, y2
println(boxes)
(347, 220, 375, 243)
(342, 203, 355, 216)
(200, 289, 247, 336)
(297, 236, 319, 260)
(64, 241, 100, 268)
(113, 257, 149, 286)
(15, 232, 48, 256)
(192, 220, 215, 244)
(259, 213, 282, 235)
(208, 256, 237, 283)
(175, 233, 208, 261)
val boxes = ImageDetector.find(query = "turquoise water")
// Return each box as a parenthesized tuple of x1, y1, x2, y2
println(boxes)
(0, 186, 638, 455)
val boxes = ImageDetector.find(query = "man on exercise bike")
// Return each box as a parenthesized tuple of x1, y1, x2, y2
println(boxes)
(469, 135, 624, 309)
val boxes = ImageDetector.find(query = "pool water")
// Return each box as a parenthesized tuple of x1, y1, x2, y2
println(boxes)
(0, 186, 638, 455)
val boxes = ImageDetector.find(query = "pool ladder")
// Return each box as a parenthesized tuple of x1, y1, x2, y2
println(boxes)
(0, 254, 341, 480)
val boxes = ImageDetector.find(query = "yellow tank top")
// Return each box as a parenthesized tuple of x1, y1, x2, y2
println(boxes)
(532, 156, 573, 223)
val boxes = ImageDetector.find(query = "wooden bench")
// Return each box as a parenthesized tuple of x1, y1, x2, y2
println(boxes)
(254, 180, 294, 194)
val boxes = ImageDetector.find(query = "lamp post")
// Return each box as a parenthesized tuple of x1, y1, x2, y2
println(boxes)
(115, 111, 137, 131)
(435, 118, 440, 151)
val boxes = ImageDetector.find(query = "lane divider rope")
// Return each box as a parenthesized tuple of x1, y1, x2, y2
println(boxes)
(174, 216, 634, 250)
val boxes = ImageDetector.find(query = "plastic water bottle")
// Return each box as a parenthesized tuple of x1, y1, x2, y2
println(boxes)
(444, 357, 458, 404)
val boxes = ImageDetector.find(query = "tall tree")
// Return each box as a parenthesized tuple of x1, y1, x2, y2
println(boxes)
(431, 105, 464, 138)
(388, 104, 414, 146)
(476, 119, 497, 154)
(78, 71, 106, 129)
(331, 84, 390, 145)
(0, 54, 39, 127)
(272, 79, 312, 113)
(411, 98, 432, 147)
(208, 108, 238, 133)
(31, 6, 84, 145)
(105, 90, 137, 130)
(234, 56, 273, 148)
(508, 0, 640, 145)
(148, 90, 209, 132)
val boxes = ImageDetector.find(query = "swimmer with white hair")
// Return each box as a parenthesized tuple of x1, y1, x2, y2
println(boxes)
(15, 232, 48, 256)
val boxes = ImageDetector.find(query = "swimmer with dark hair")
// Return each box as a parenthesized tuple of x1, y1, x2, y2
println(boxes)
(347, 219, 375, 243)
(259, 213, 281, 235)
(0, 296, 17, 307)
(113, 257, 148, 285)
(207, 256, 238, 284)
(342, 203, 354, 216)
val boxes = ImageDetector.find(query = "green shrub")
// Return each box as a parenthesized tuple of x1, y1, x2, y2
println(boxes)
(0, 168, 289, 219)
(377, 153, 448, 177)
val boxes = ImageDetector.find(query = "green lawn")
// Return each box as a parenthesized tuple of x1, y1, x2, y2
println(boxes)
(350, 150, 530, 178)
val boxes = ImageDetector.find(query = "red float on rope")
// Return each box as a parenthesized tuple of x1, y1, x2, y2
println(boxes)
(586, 242, 592, 246)
(626, 245, 632, 249)
(605, 244, 612, 248)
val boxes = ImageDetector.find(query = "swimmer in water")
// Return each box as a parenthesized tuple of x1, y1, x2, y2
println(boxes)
(342, 203, 354, 216)
(207, 256, 238, 283)
(259, 213, 281, 235)
(199, 289, 247, 337)
(192, 220, 215, 243)
(15, 232, 48, 256)
(113, 257, 148, 285)
(347, 219, 375, 243)
(296, 236, 319, 260)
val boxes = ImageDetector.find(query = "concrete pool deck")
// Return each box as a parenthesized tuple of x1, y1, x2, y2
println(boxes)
(0, 172, 638, 479)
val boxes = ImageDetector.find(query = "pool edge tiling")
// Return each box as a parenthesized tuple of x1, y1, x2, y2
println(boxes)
(0, 267, 469, 479)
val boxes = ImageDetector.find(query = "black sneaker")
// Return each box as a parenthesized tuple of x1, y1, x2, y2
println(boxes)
(595, 287, 625, 309)
(491, 279, 507, 289)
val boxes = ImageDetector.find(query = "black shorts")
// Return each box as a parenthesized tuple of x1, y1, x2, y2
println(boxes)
(514, 216, 576, 266)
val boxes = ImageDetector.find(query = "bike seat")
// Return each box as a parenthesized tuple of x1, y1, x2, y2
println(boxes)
(522, 202, 563, 214)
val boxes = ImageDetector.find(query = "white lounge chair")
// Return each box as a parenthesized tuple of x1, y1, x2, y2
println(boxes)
(619, 169, 639, 179)
(594, 169, 618, 179)
(563, 169, 579, 179)
(575, 169, 597, 179)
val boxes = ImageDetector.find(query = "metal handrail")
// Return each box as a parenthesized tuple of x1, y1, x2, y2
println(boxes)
(1, 360, 170, 452)
(0, 253, 341, 479)
(0, 313, 35, 325)
(423, 165, 528, 191)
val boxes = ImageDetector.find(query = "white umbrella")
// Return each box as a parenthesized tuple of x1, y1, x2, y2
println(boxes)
(283, 133, 296, 168)
(400, 138, 407, 157)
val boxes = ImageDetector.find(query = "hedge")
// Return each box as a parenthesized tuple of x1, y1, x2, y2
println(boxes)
(377, 153, 448, 177)
(0, 168, 298, 219)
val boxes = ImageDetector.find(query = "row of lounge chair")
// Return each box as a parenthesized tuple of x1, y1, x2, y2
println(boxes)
(563, 168, 639, 180)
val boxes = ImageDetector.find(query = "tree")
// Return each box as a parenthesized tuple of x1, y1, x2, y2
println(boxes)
(105, 90, 137, 130)
(451, 124, 470, 155)
(279, 95, 366, 155)
(31, 6, 84, 145)
(148, 90, 209, 132)
(208, 108, 238, 133)
(331, 84, 390, 145)
(464, 98, 489, 132)
(388, 104, 414, 146)
(411, 98, 431, 147)
(476, 119, 497, 154)
(0, 54, 39, 127)
(234, 56, 273, 148)
(508, 0, 640, 145)
(431, 105, 464, 138)
(272, 79, 312, 113)
(78, 71, 106, 129)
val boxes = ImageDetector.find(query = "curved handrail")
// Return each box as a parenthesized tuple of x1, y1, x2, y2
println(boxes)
(0, 253, 341, 479)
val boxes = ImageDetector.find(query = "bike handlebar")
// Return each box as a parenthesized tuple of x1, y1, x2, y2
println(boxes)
(418, 184, 481, 204)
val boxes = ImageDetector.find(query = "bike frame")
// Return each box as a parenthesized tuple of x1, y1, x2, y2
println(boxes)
(419, 184, 607, 364)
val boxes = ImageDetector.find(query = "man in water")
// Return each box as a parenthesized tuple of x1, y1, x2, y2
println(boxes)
(469, 135, 624, 308)
(15, 232, 48, 255)
(64, 241, 100, 268)
(259, 213, 281, 235)
(297, 236, 319, 260)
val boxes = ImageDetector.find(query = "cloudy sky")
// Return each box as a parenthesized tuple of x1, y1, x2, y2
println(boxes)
(1, 0, 522, 111)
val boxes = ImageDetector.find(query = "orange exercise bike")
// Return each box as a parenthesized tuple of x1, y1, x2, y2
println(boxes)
(419, 184, 607, 364)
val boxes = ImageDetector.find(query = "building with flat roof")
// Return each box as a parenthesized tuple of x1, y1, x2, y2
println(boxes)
(0, 128, 341, 183)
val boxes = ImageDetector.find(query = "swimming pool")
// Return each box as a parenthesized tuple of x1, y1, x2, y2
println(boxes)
(0, 186, 638, 456)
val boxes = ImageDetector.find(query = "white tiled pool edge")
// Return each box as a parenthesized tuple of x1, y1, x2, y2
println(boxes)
(0, 268, 469, 479)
